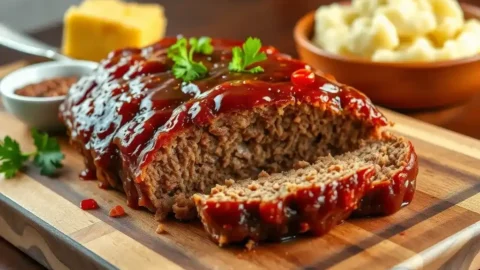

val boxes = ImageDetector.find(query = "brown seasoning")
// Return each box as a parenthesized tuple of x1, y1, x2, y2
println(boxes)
(15, 76, 77, 97)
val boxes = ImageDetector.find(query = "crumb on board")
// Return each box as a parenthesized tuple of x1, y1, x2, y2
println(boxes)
(245, 239, 256, 251)
(156, 223, 167, 234)
(219, 235, 228, 247)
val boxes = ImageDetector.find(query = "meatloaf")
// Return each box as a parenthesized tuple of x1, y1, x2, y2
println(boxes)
(194, 135, 417, 245)
(59, 38, 417, 232)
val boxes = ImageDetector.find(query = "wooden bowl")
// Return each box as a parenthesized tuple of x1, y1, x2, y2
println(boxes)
(294, 3, 480, 109)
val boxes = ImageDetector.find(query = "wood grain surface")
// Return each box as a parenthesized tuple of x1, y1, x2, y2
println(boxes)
(0, 237, 45, 270)
(0, 62, 479, 270)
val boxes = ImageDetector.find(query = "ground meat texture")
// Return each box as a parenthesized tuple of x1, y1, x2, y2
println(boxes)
(354, 136, 418, 216)
(59, 38, 390, 222)
(15, 76, 77, 97)
(194, 135, 418, 246)
(145, 104, 380, 220)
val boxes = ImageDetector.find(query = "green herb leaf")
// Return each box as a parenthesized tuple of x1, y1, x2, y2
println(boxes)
(168, 37, 213, 82)
(190, 37, 214, 55)
(31, 129, 64, 176)
(229, 47, 244, 72)
(228, 37, 267, 74)
(0, 130, 64, 178)
(167, 38, 188, 59)
(0, 137, 29, 178)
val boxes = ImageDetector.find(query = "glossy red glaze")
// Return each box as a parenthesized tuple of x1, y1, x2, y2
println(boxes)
(79, 168, 96, 181)
(291, 69, 315, 87)
(80, 199, 99, 210)
(60, 37, 388, 209)
(197, 166, 376, 244)
(354, 142, 418, 216)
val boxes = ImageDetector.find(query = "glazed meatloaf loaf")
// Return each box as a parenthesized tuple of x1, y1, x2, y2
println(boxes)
(194, 135, 417, 245)
(60, 38, 418, 233)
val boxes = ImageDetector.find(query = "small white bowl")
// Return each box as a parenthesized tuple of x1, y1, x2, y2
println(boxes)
(0, 60, 97, 131)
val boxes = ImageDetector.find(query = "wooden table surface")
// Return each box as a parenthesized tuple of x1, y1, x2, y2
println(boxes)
(0, 0, 479, 269)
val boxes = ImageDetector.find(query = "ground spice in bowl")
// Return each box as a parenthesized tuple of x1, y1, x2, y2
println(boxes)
(15, 76, 78, 97)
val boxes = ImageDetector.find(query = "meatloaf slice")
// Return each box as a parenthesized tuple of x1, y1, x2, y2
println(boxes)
(145, 102, 384, 221)
(59, 38, 390, 221)
(193, 135, 417, 246)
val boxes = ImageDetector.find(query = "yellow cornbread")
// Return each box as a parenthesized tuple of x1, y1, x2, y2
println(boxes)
(62, 0, 166, 62)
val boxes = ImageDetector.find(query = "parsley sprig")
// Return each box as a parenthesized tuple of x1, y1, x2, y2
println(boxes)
(189, 37, 214, 55)
(167, 36, 268, 81)
(229, 37, 267, 74)
(0, 137, 29, 178)
(167, 37, 213, 82)
(0, 129, 64, 178)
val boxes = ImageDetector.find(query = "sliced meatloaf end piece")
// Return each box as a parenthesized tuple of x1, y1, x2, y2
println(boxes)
(354, 134, 418, 216)
(193, 164, 375, 246)
(193, 135, 418, 246)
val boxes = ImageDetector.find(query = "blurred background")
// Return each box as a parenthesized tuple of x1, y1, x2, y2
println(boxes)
(1, 0, 331, 62)
(1, 0, 480, 269)
(1, 0, 79, 32)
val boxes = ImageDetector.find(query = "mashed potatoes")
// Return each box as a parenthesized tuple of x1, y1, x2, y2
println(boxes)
(312, 0, 480, 62)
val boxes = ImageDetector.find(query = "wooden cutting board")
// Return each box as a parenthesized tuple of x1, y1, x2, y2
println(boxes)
(0, 61, 479, 270)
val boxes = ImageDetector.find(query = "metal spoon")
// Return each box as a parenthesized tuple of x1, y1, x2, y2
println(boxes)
(0, 23, 97, 131)
(0, 23, 72, 61)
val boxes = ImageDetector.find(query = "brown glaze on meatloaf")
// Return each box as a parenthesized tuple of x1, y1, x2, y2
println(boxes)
(194, 135, 418, 245)
(59, 38, 389, 220)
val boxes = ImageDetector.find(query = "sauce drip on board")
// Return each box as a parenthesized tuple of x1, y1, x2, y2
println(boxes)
(60, 37, 388, 209)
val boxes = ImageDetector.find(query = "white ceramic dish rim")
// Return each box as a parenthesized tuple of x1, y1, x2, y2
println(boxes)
(0, 60, 98, 103)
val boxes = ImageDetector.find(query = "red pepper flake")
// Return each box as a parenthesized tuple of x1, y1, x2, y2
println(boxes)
(109, 205, 126, 218)
(80, 199, 99, 210)
(291, 69, 315, 87)
(299, 222, 310, 233)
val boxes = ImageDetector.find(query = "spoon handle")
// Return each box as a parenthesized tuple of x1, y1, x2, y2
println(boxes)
(0, 23, 71, 61)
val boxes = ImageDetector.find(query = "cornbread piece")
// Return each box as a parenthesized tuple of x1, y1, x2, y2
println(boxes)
(194, 136, 418, 245)
(59, 38, 390, 221)
(62, 0, 166, 61)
